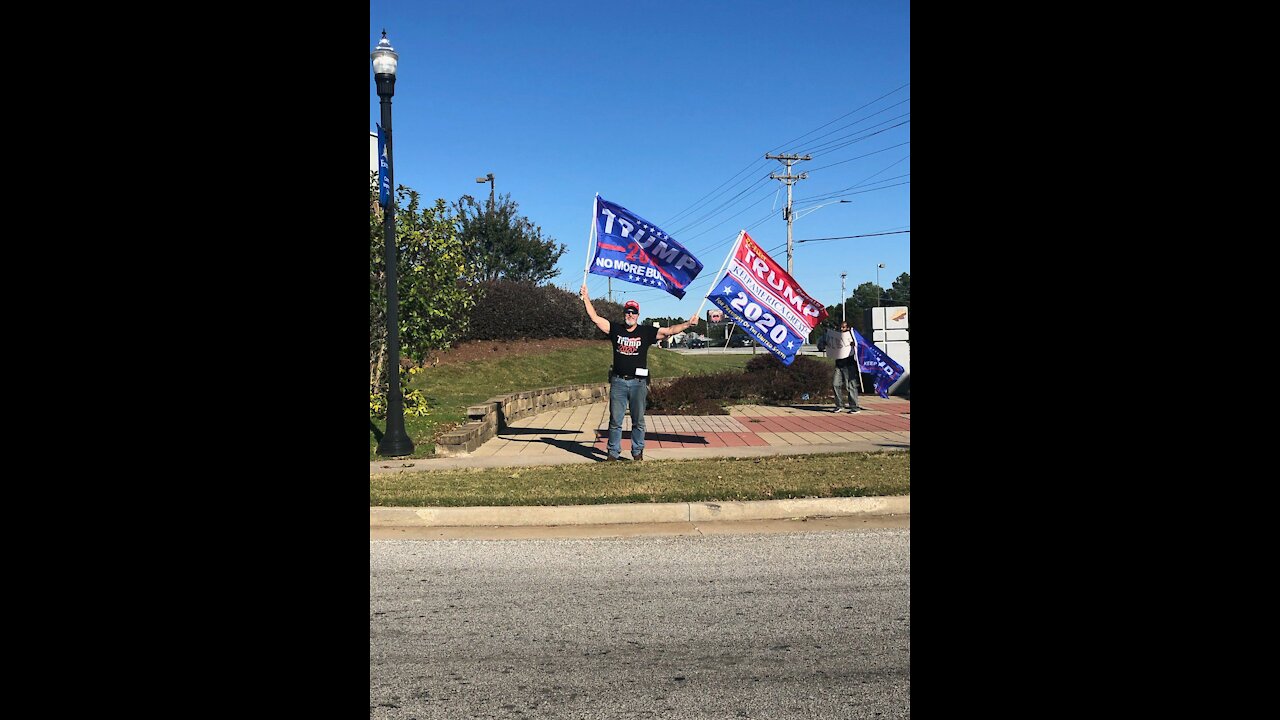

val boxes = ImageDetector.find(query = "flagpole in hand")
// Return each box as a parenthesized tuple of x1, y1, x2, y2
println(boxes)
(582, 194, 598, 287)
(696, 230, 744, 321)
(855, 341, 865, 394)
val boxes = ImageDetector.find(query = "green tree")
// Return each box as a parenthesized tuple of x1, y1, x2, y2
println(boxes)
(887, 272, 910, 310)
(371, 175, 478, 396)
(644, 316, 686, 331)
(454, 193, 567, 283)
(807, 281, 886, 343)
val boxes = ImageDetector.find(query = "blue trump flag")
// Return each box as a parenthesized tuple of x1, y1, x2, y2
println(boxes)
(588, 196, 703, 299)
(852, 328, 907, 398)
(376, 124, 391, 209)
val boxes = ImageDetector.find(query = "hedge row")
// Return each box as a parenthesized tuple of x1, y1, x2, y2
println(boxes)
(647, 355, 835, 414)
(460, 280, 627, 341)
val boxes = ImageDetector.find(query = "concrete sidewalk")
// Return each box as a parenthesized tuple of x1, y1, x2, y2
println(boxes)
(371, 396, 909, 474)
(370, 397, 909, 531)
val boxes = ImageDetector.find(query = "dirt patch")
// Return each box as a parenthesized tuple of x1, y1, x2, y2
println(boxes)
(419, 338, 602, 368)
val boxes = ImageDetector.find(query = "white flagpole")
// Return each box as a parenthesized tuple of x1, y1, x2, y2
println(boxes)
(693, 229, 743, 321)
(582, 193, 598, 286)
(853, 328, 865, 394)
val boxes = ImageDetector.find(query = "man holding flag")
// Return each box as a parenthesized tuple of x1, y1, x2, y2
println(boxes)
(581, 285, 696, 462)
(818, 320, 864, 413)
(580, 194, 704, 462)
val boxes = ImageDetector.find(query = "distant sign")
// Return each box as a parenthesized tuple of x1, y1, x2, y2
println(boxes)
(869, 305, 909, 331)
(708, 309, 724, 324)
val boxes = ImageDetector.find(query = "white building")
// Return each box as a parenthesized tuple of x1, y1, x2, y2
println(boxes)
(865, 305, 910, 395)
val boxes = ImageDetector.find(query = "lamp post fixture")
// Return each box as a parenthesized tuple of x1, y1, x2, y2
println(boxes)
(789, 199, 850, 273)
(475, 172, 495, 210)
(373, 30, 414, 457)
(794, 198, 850, 222)
(877, 263, 886, 306)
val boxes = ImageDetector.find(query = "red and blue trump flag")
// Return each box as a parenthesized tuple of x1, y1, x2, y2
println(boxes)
(706, 231, 828, 366)
(587, 195, 704, 299)
(851, 328, 906, 398)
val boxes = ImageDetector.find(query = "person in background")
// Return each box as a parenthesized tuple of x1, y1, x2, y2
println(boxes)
(818, 320, 862, 413)
(581, 285, 697, 461)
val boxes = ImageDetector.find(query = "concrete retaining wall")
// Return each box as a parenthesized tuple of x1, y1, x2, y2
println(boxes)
(435, 378, 675, 457)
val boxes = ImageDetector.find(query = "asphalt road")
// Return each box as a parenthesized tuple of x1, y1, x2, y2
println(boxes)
(370, 526, 910, 718)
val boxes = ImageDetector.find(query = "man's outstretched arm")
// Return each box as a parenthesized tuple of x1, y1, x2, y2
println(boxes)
(580, 284, 611, 334)
(657, 312, 698, 341)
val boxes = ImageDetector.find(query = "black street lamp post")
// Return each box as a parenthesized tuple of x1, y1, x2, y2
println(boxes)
(373, 30, 414, 457)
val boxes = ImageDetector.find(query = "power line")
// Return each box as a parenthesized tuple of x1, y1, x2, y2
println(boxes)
(667, 174, 774, 237)
(798, 110, 911, 156)
(651, 83, 910, 242)
(659, 158, 773, 228)
(805, 128, 910, 172)
(770, 83, 908, 152)
(796, 230, 910, 244)
(585, 85, 911, 300)
(799, 156, 910, 204)
(799, 174, 910, 205)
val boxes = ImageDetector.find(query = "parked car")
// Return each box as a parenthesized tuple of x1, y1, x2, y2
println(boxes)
(728, 334, 754, 347)
(687, 338, 707, 349)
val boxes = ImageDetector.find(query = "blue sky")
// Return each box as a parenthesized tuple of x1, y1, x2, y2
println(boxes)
(370, 0, 909, 324)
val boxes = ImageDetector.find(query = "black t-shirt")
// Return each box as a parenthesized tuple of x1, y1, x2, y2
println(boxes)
(607, 321, 659, 377)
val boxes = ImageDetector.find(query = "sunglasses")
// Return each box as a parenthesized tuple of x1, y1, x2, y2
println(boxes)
(624, 309, 638, 315)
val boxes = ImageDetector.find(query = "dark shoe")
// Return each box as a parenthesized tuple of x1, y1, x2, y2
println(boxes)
(632, 452, 643, 461)
(609, 454, 628, 462)
(847, 407, 861, 414)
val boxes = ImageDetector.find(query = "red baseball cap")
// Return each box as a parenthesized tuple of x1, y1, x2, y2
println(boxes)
(624, 299, 640, 313)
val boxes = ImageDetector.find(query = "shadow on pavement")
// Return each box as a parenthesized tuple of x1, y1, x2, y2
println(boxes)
(498, 426, 579, 437)
(492, 429, 607, 461)
(540, 437, 609, 461)
(594, 430, 707, 444)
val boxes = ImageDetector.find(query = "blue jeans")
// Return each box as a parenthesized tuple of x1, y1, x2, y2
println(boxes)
(834, 362, 860, 410)
(608, 376, 648, 458)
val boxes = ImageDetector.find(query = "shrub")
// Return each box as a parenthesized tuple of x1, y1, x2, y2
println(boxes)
(647, 354, 833, 413)
(743, 354, 832, 403)
(462, 280, 629, 340)
(646, 373, 749, 415)
(370, 365, 431, 419)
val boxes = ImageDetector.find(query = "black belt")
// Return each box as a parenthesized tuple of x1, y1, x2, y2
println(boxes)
(611, 371, 644, 380)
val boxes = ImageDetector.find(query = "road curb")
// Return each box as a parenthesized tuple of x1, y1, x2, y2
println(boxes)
(370, 495, 909, 528)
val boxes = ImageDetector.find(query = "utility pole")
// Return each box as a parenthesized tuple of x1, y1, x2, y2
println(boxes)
(765, 152, 811, 274)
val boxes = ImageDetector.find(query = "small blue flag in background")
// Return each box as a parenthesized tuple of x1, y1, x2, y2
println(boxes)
(852, 328, 906, 398)
(377, 124, 391, 209)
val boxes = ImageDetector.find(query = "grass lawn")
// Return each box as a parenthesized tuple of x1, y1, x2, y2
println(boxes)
(370, 451, 908, 507)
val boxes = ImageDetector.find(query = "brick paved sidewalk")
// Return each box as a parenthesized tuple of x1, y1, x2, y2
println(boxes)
(465, 397, 910, 461)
